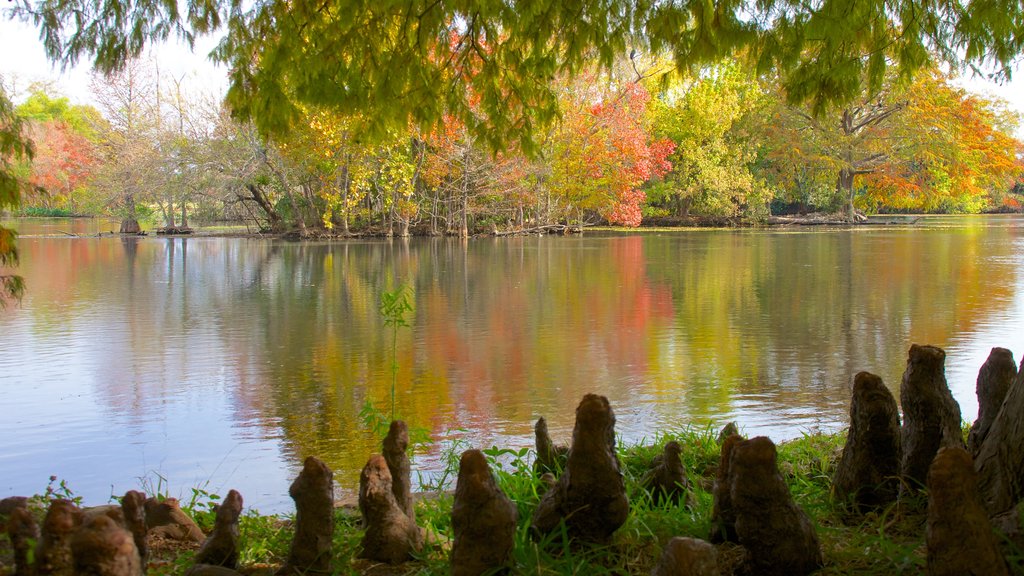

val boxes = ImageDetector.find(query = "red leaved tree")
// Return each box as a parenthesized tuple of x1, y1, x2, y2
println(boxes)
(548, 80, 674, 227)
(28, 119, 97, 213)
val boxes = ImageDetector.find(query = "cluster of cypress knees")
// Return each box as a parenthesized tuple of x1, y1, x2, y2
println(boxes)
(3, 343, 1024, 575)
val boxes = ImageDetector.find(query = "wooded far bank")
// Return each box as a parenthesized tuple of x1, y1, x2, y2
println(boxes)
(4, 58, 1022, 239)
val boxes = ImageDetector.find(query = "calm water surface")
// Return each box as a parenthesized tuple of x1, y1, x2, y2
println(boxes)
(1, 216, 1023, 512)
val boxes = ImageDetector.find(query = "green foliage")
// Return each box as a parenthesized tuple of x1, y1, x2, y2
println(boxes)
(28, 475, 83, 507)
(19, 206, 73, 217)
(15, 88, 105, 141)
(237, 513, 291, 566)
(12, 0, 1024, 153)
(1, 83, 32, 307)
(358, 398, 392, 440)
(648, 62, 776, 219)
(379, 282, 415, 421)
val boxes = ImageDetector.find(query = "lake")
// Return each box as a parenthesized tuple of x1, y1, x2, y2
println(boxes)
(1, 216, 1022, 512)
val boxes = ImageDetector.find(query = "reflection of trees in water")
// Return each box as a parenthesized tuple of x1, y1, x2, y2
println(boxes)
(14, 223, 1020, 489)
(643, 225, 1018, 425)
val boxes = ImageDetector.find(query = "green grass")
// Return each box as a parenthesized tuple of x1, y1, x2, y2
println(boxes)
(5, 426, 1022, 575)
(184, 426, 931, 575)
(17, 207, 75, 217)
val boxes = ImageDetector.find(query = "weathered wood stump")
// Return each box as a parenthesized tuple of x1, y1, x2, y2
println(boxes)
(0, 496, 29, 518)
(144, 497, 204, 543)
(650, 537, 720, 576)
(120, 490, 147, 572)
(533, 416, 568, 475)
(731, 436, 822, 576)
(900, 344, 964, 493)
(70, 515, 141, 576)
(833, 371, 901, 512)
(991, 506, 1024, 558)
(976, 356, 1024, 515)
(709, 434, 742, 543)
(716, 422, 739, 445)
(640, 441, 694, 507)
(927, 447, 1008, 576)
(451, 449, 517, 576)
(968, 347, 1017, 456)
(277, 456, 334, 575)
(531, 394, 629, 543)
(383, 420, 415, 522)
(358, 454, 420, 564)
(194, 489, 243, 569)
(37, 498, 83, 576)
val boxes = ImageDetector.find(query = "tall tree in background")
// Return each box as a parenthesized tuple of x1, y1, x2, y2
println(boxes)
(16, 88, 103, 140)
(862, 71, 1022, 213)
(14, 88, 103, 213)
(765, 69, 1022, 216)
(25, 120, 97, 212)
(766, 79, 910, 219)
(88, 59, 161, 233)
(647, 62, 774, 219)
(548, 78, 674, 226)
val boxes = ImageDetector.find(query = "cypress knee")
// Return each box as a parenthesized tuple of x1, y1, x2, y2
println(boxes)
(833, 372, 901, 511)
(899, 344, 964, 493)
(967, 347, 1017, 456)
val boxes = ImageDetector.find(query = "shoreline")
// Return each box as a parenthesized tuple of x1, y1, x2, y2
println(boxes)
(12, 211, 1022, 241)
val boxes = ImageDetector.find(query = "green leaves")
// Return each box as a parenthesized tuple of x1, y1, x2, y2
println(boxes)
(379, 282, 415, 330)
(0, 85, 32, 307)
(11, 0, 1024, 152)
(379, 282, 415, 420)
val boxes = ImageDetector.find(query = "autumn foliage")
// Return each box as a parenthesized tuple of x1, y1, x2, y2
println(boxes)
(550, 81, 674, 226)
(861, 72, 1022, 213)
(27, 120, 97, 210)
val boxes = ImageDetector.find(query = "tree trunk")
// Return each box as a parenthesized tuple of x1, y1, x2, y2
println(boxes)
(837, 168, 856, 221)
(460, 150, 470, 238)
(285, 187, 307, 236)
(245, 184, 285, 232)
(975, 357, 1024, 515)
(180, 199, 188, 228)
(340, 162, 350, 235)
(120, 193, 141, 234)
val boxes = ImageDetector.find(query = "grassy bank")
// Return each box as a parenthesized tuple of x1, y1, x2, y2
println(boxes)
(3, 426, 1020, 575)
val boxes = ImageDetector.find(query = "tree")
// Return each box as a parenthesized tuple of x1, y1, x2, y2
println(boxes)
(647, 62, 775, 219)
(547, 78, 674, 226)
(763, 68, 1022, 215)
(766, 79, 910, 219)
(10, 88, 105, 214)
(0, 78, 32, 305)
(25, 119, 98, 212)
(16, 87, 104, 141)
(9, 0, 1023, 150)
(88, 58, 162, 233)
(861, 71, 1022, 213)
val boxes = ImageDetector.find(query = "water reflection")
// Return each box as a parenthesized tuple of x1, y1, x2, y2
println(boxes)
(1, 216, 1022, 512)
